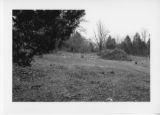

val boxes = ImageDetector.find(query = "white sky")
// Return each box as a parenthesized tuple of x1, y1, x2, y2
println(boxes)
(79, 0, 159, 41)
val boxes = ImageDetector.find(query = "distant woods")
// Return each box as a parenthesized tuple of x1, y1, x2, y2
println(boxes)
(13, 10, 85, 66)
(66, 30, 150, 56)
(117, 32, 150, 56)
(67, 21, 150, 56)
(93, 21, 150, 56)
(64, 31, 93, 53)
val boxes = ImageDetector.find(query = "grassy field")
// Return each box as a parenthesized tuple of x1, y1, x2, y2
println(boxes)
(13, 51, 150, 102)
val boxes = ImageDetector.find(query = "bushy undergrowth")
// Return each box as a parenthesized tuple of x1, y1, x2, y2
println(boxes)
(63, 32, 96, 53)
(98, 48, 131, 61)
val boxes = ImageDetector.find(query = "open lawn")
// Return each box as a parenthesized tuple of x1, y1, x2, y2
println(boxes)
(13, 51, 150, 102)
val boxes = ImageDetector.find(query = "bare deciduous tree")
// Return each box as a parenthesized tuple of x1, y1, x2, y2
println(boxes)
(141, 29, 148, 43)
(94, 21, 109, 51)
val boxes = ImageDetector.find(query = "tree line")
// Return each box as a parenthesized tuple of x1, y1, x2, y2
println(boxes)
(64, 30, 150, 57)
(93, 21, 150, 56)
(13, 11, 150, 67)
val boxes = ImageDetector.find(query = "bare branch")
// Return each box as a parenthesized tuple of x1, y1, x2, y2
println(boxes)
(94, 21, 110, 51)
(141, 29, 148, 43)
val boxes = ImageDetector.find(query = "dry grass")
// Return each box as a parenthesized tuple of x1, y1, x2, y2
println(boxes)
(13, 51, 150, 102)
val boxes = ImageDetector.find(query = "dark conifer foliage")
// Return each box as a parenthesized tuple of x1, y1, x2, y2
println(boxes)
(120, 35, 133, 54)
(119, 33, 150, 56)
(13, 10, 85, 66)
(147, 38, 150, 56)
(106, 35, 116, 49)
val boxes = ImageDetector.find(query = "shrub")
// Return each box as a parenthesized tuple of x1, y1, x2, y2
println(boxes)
(98, 48, 131, 61)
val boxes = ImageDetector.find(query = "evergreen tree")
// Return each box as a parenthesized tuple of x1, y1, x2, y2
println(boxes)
(133, 32, 142, 55)
(13, 10, 85, 66)
(147, 38, 150, 56)
(106, 35, 116, 49)
(120, 35, 133, 54)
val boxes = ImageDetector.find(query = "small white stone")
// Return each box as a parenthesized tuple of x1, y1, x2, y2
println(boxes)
(106, 97, 113, 102)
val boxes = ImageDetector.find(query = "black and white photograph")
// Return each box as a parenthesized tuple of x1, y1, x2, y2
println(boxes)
(2, 0, 160, 114)
(12, 7, 151, 102)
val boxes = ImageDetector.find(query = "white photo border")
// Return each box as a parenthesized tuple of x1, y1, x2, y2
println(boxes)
(2, 0, 160, 114)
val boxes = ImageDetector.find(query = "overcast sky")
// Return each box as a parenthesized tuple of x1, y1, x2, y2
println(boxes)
(79, 0, 159, 41)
